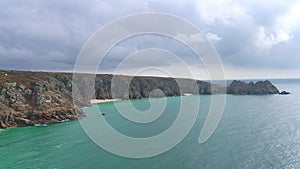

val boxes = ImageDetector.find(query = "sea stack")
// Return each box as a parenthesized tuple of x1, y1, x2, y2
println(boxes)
(227, 80, 279, 95)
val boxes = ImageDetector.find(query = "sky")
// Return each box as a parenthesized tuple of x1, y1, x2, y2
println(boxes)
(0, 0, 300, 80)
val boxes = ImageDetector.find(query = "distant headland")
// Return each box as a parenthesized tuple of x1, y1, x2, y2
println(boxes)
(0, 70, 287, 129)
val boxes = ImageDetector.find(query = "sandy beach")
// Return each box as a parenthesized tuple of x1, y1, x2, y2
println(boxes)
(89, 99, 121, 104)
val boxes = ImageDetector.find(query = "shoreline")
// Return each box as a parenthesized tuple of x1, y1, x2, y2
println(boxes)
(89, 99, 122, 104)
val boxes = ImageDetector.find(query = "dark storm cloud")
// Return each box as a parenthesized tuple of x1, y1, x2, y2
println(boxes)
(0, 0, 151, 71)
(0, 0, 299, 78)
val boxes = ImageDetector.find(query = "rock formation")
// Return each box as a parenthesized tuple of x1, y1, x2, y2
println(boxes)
(279, 91, 290, 95)
(0, 70, 282, 128)
(0, 71, 86, 128)
(227, 80, 279, 95)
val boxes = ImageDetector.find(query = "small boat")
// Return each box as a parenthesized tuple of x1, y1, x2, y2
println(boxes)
(101, 113, 106, 116)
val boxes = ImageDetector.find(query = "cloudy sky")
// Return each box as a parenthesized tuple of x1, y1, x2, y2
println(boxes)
(0, 0, 300, 79)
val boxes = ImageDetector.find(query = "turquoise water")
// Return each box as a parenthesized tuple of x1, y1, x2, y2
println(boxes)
(1, 80, 300, 169)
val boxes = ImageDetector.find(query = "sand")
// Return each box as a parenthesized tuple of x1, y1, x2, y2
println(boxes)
(89, 99, 121, 104)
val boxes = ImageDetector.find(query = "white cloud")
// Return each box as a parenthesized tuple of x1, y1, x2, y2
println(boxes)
(176, 33, 206, 44)
(206, 33, 222, 42)
(194, 0, 247, 25)
(278, 2, 300, 32)
(256, 26, 293, 48)
(256, 1, 300, 49)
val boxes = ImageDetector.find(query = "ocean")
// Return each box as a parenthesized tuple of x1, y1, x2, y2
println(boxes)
(1, 79, 300, 169)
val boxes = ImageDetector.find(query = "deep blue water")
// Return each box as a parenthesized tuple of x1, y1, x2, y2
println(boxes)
(1, 79, 300, 169)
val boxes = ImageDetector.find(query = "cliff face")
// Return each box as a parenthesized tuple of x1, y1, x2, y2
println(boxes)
(94, 75, 225, 99)
(0, 71, 87, 128)
(227, 80, 279, 95)
(0, 70, 280, 128)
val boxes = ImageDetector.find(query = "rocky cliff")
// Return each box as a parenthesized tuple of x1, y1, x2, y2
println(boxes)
(227, 80, 279, 95)
(0, 71, 87, 129)
(0, 70, 281, 128)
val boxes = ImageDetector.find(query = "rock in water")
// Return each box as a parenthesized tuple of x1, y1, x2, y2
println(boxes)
(227, 80, 279, 95)
(279, 91, 290, 95)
